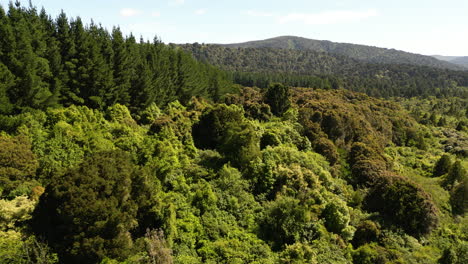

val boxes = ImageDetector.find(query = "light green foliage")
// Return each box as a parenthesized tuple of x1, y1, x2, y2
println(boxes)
(322, 199, 351, 235)
(251, 145, 332, 197)
(0, 230, 24, 263)
(0, 196, 35, 230)
(278, 243, 317, 264)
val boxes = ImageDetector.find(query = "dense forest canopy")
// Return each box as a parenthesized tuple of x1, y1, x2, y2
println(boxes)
(0, 2, 467, 264)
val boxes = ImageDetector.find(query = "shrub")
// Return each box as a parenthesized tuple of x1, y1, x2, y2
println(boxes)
(433, 155, 452, 177)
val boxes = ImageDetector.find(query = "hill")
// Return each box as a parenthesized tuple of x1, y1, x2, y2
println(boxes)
(220, 36, 466, 71)
(181, 44, 468, 98)
(452, 57, 468, 68)
(433, 55, 468, 68)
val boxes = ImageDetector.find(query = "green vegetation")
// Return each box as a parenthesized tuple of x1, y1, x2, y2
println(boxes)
(181, 44, 468, 98)
(221, 36, 466, 71)
(0, 3, 467, 264)
(0, 3, 231, 115)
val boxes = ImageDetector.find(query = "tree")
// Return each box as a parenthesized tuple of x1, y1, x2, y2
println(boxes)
(32, 151, 139, 263)
(450, 178, 467, 215)
(365, 175, 438, 237)
(264, 83, 291, 116)
(433, 155, 452, 177)
(442, 160, 466, 190)
(109, 27, 131, 105)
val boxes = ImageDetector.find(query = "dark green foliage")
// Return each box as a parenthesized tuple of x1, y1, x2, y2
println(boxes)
(31, 151, 139, 263)
(365, 175, 438, 237)
(264, 83, 291, 116)
(442, 161, 467, 190)
(433, 155, 452, 177)
(192, 104, 260, 168)
(313, 137, 338, 165)
(449, 178, 467, 215)
(351, 221, 381, 247)
(456, 121, 465, 131)
(0, 4, 231, 113)
(258, 196, 311, 250)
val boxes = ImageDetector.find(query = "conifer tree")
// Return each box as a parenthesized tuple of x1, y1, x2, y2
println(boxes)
(110, 27, 131, 105)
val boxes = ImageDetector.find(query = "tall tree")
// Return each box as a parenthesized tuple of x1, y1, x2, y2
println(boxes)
(110, 27, 131, 105)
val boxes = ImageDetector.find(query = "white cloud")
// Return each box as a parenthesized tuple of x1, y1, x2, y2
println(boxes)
(170, 0, 185, 6)
(120, 8, 142, 17)
(278, 9, 378, 25)
(152, 11, 161, 17)
(244, 10, 275, 17)
(195, 8, 207, 15)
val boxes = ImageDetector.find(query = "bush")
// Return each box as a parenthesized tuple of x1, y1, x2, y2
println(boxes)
(0, 135, 38, 198)
(32, 151, 140, 263)
(322, 199, 350, 235)
(433, 155, 452, 177)
(351, 220, 381, 247)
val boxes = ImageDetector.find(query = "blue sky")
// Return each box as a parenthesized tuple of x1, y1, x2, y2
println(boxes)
(1, 0, 467, 55)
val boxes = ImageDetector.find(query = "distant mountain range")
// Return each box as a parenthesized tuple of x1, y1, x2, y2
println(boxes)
(219, 36, 467, 71)
(432, 55, 468, 68)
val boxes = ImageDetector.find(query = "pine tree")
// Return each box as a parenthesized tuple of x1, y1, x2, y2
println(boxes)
(55, 11, 80, 105)
(7, 3, 52, 109)
(110, 27, 131, 105)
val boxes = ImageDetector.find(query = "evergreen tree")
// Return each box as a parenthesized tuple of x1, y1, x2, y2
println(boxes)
(7, 3, 52, 109)
(264, 83, 291, 116)
(55, 11, 79, 105)
(110, 27, 131, 105)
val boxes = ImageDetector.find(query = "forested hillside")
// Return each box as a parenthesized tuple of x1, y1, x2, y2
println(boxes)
(181, 44, 468, 98)
(221, 36, 466, 71)
(0, 3, 467, 264)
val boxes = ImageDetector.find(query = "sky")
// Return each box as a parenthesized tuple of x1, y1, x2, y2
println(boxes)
(1, 0, 467, 56)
